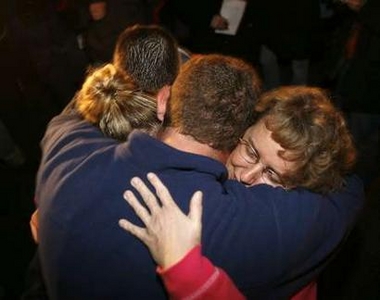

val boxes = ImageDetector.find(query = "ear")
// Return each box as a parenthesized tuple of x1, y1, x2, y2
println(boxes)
(156, 85, 171, 121)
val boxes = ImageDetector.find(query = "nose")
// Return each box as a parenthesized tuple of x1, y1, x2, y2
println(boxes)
(239, 163, 265, 186)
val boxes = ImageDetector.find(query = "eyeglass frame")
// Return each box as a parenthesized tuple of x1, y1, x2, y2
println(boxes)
(237, 137, 287, 187)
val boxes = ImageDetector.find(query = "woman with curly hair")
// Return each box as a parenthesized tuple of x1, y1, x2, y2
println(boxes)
(119, 86, 357, 300)
(227, 86, 356, 194)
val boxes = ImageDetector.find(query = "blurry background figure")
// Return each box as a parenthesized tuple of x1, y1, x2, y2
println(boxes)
(1, 1, 84, 298)
(8, 0, 89, 110)
(154, 0, 322, 90)
(318, 2, 380, 298)
(249, 0, 321, 89)
(0, 119, 25, 168)
(334, 0, 380, 185)
(159, 0, 228, 54)
(259, 46, 310, 89)
(84, 0, 152, 64)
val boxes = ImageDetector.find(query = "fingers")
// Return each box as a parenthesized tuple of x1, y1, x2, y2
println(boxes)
(123, 190, 151, 225)
(218, 18, 229, 30)
(211, 15, 229, 30)
(130, 177, 160, 214)
(188, 191, 203, 224)
(118, 219, 149, 245)
(147, 173, 175, 207)
(30, 209, 39, 228)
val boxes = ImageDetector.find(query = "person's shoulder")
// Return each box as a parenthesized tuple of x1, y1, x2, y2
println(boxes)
(45, 113, 101, 143)
(48, 112, 87, 131)
(222, 176, 363, 226)
(126, 130, 162, 154)
(224, 180, 318, 204)
(42, 113, 120, 162)
(337, 174, 364, 198)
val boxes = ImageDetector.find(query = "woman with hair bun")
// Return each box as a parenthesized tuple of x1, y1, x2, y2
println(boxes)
(76, 63, 161, 140)
(30, 63, 161, 243)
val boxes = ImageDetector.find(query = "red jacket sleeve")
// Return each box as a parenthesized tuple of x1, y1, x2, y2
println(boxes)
(158, 245, 245, 300)
(291, 281, 317, 300)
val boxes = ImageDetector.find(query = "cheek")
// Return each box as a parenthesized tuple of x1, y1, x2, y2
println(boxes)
(226, 151, 241, 179)
(225, 156, 234, 176)
(247, 177, 267, 187)
(227, 153, 253, 180)
(228, 149, 244, 167)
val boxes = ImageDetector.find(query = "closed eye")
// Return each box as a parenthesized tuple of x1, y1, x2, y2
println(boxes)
(246, 144, 259, 161)
(263, 167, 283, 185)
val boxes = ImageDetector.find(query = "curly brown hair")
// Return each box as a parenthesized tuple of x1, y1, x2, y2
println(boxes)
(166, 54, 262, 152)
(255, 86, 356, 194)
(76, 64, 160, 141)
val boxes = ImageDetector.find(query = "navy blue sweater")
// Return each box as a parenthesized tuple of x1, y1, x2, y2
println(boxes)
(36, 114, 364, 299)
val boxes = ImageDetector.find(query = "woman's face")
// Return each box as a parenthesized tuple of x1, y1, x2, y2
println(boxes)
(226, 119, 295, 188)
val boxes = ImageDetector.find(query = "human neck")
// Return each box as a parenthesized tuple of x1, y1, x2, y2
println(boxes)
(158, 127, 229, 164)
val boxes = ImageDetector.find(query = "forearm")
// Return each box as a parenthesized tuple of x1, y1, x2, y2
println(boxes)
(158, 245, 245, 300)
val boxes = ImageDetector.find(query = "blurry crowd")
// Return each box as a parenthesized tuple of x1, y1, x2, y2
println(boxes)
(0, 0, 379, 298)
(1, 0, 379, 183)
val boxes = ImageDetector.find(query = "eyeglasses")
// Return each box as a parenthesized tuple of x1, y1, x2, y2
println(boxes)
(238, 138, 285, 187)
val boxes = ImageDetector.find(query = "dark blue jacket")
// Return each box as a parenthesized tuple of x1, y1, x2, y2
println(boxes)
(36, 113, 364, 299)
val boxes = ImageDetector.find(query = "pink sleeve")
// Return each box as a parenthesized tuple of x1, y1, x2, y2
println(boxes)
(157, 245, 246, 300)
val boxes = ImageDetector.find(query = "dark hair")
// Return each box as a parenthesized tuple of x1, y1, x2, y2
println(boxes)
(166, 54, 262, 152)
(113, 24, 180, 94)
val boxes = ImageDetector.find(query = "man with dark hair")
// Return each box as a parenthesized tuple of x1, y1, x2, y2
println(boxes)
(35, 52, 363, 299)
(112, 24, 180, 121)
(113, 24, 180, 94)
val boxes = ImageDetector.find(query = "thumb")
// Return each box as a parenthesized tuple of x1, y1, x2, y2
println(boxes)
(188, 191, 203, 224)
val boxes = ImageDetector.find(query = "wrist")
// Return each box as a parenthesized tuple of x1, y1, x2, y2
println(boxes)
(158, 245, 201, 273)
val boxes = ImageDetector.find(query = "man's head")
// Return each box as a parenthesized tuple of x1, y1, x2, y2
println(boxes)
(113, 24, 180, 95)
(165, 54, 262, 153)
(227, 86, 356, 193)
(89, 1, 107, 21)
